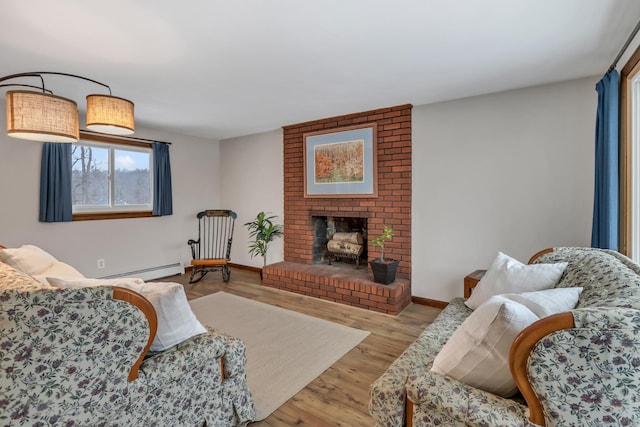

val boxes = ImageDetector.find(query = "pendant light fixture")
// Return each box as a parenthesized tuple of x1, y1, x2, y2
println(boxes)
(86, 94, 134, 135)
(0, 71, 134, 142)
(6, 90, 79, 142)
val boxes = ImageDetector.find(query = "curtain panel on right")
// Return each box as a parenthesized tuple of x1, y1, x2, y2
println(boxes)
(591, 70, 619, 250)
(152, 142, 173, 216)
(39, 142, 73, 222)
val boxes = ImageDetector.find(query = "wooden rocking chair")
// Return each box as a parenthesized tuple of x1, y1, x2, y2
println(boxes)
(187, 209, 236, 283)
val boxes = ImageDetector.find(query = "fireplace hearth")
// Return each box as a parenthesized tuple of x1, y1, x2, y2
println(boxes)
(262, 261, 411, 315)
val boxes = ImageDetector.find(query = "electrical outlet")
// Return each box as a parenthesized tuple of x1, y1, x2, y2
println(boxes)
(97, 259, 105, 269)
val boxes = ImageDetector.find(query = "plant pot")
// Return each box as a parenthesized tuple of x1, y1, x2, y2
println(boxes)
(369, 259, 400, 285)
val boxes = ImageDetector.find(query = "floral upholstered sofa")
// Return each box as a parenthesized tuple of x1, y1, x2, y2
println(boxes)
(370, 247, 640, 426)
(0, 245, 255, 426)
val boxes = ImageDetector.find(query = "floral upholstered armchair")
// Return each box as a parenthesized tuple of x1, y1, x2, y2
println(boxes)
(0, 245, 255, 426)
(371, 247, 640, 426)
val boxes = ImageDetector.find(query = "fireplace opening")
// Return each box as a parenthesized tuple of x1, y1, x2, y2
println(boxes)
(311, 215, 368, 266)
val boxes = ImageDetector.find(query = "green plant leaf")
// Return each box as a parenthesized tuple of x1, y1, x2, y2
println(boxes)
(245, 211, 283, 264)
(370, 225, 394, 261)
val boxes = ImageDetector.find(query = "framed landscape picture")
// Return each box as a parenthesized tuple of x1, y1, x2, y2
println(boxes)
(303, 123, 377, 198)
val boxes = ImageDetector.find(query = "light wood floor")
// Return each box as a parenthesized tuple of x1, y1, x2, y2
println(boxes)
(160, 267, 442, 426)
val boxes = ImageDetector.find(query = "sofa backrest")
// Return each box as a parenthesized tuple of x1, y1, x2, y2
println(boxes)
(0, 284, 151, 424)
(534, 247, 640, 309)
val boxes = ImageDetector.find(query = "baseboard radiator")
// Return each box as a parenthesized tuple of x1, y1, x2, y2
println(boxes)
(101, 262, 184, 281)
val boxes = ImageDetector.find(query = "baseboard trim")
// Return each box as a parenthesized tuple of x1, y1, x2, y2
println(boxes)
(228, 263, 262, 273)
(412, 296, 448, 309)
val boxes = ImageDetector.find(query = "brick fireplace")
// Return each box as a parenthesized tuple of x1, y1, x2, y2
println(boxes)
(263, 104, 412, 315)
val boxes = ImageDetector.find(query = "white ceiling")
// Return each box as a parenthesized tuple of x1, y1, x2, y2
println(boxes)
(1, 0, 639, 140)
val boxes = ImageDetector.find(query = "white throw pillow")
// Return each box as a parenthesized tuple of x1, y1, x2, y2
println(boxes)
(501, 287, 583, 318)
(465, 252, 568, 310)
(138, 282, 208, 352)
(0, 245, 58, 276)
(47, 277, 206, 352)
(431, 296, 539, 397)
(32, 261, 86, 286)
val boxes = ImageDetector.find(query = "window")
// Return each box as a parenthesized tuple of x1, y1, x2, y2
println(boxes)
(72, 132, 153, 220)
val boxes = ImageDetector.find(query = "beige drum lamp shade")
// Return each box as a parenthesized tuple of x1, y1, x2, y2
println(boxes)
(86, 94, 134, 135)
(6, 90, 79, 142)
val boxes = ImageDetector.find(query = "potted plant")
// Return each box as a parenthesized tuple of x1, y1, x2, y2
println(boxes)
(369, 225, 400, 284)
(245, 212, 283, 277)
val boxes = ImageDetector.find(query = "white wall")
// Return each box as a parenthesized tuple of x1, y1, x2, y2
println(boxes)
(0, 111, 221, 278)
(412, 77, 597, 301)
(219, 129, 284, 268)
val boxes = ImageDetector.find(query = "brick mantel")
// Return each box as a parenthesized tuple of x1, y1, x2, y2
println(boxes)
(269, 104, 412, 314)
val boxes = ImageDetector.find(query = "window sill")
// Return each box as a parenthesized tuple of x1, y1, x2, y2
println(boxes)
(73, 211, 154, 221)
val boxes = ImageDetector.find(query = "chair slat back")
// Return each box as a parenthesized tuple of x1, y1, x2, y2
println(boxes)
(196, 210, 236, 260)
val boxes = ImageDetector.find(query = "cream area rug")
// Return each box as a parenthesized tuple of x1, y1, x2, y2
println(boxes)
(189, 291, 370, 421)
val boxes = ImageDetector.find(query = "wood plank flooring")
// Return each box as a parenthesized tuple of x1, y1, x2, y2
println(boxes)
(159, 267, 442, 426)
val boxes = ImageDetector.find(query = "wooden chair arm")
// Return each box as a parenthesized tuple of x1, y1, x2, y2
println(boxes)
(528, 248, 554, 264)
(113, 287, 158, 381)
(509, 312, 575, 426)
(463, 269, 486, 298)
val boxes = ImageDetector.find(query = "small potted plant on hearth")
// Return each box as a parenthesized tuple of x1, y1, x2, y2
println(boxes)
(369, 225, 400, 285)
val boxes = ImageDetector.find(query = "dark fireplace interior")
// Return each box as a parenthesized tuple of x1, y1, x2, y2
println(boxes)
(311, 215, 368, 265)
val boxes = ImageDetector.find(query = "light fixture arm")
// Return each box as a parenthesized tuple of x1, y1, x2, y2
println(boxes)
(0, 71, 113, 95)
(0, 84, 53, 94)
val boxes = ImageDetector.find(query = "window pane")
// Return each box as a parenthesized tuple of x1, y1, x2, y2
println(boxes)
(114, 149, 151, 206)
(72, 145, 109, 206)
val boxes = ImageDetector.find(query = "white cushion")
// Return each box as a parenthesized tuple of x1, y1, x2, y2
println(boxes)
(465, 252, 567, 310)
(0, 245, 58, 276)
(32, 261, 86, 286)
(431, 296, 539, 397)
(138, 282, 208, 352)
(48, 277, 144, 289)
(501, 287, 583, 318)
(47, 277, 206, 352)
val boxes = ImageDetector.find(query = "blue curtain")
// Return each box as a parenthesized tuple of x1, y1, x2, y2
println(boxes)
(39, 142, 72, 222)
(152, 142, 173, 216)
(591, 70, 620, 250)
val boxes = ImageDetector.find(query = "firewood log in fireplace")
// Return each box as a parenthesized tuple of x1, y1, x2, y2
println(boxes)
(327, 239, 363, 255)
(327, 232, 364, 268)
(331, 232, 364, 245)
